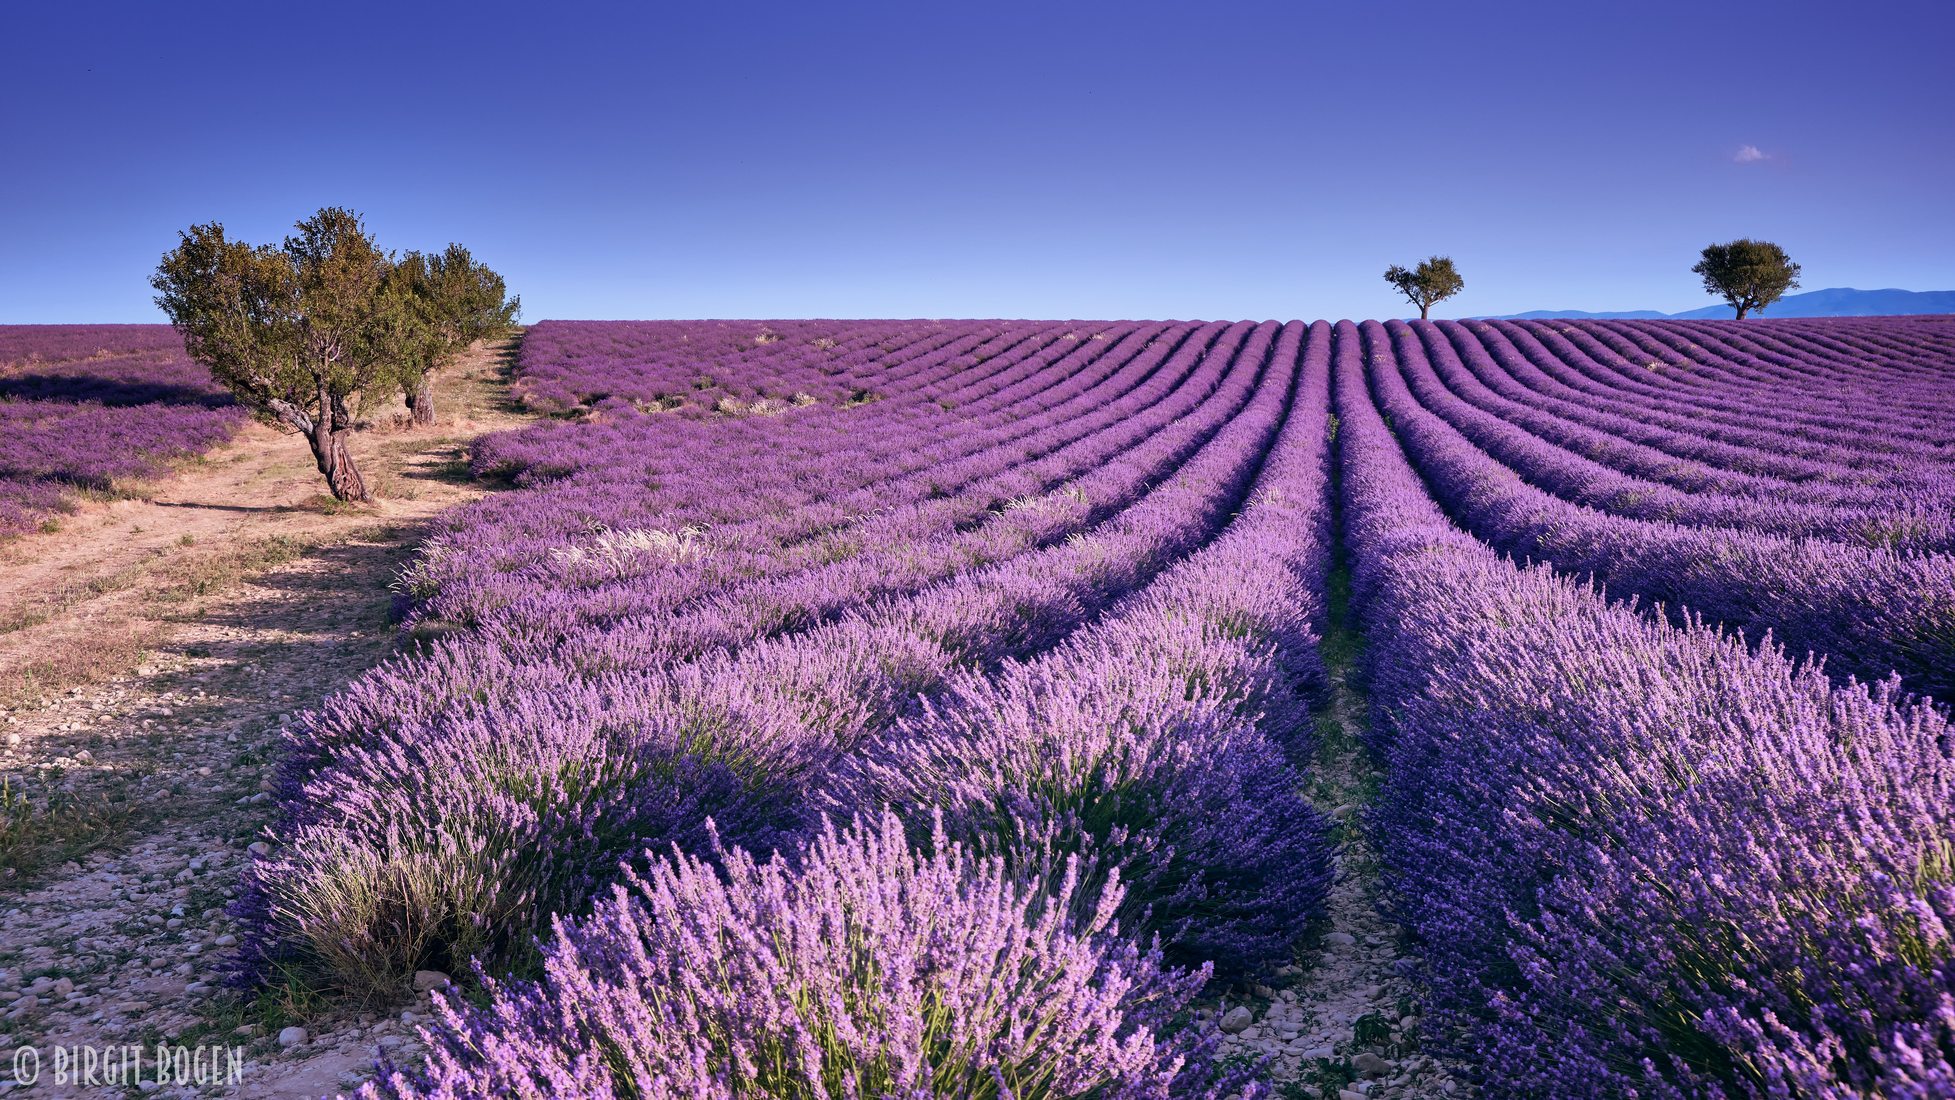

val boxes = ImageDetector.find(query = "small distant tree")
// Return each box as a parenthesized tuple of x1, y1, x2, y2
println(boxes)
(388, 244, 520, 426)
(1692, 239, 1801, 319)
(152, 208, 425, 501)
(1384, 256, 1465, 320)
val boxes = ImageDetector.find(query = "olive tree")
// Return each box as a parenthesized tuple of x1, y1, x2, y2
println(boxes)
(389, 244, 520, 426)
(152, 208, 423, 502)
(1692, 239, 1801, 319)
(1384, 256, 1465, 320)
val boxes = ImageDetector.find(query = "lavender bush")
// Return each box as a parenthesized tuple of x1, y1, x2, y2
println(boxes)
(358, 812, 1254, 1100)
(0, 324, 242, 535)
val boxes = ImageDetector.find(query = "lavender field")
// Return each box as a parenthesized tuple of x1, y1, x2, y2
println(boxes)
(210, 317, 1955, 1098)
(0, 325, 243, 536)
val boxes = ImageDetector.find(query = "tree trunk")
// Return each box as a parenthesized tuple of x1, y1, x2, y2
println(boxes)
(1734, 304, 1750, 320)
(1420, 303, 1430, 320)
(308, 424, 368, 501)
(405, 372, 436, 427)
(308, 391, 369, 501)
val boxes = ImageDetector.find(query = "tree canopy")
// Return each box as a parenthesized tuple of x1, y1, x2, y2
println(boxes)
(152, 208, 465, 501)
(1691, 239, 1801, 319)
(1384, 256, 1465, 320)
(387, 244, 520, 425)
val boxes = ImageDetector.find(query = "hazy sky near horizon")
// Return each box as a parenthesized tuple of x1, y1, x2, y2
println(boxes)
(3, 0, 1950, 322)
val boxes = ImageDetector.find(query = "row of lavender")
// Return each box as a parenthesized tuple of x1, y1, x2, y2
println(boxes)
(1337, 317, 1955, 1095)
(1391, 320, 1955, 548)
(510, 318, 1068, 415)
(0, 324, 242, 535)
(234, 321, 1342, 1095)
(1519, 318, 1955, 494)
(1363, 317, 1955, 701)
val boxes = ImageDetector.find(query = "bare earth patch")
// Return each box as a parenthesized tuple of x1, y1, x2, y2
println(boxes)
(1198, 569, 1472, 1099)
(0, 338, 532, 1098)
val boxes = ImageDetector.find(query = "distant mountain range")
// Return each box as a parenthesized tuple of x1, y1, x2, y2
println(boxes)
(1496, 287, 1955, 320)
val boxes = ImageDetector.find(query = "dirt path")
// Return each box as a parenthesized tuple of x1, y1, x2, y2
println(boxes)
(1207, 566, 1471, 1099)
(0, 338, 534, 1098)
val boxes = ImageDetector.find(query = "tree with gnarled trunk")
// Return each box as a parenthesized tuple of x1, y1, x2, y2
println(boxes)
(389, 245, 520, 427)
(152, 208, 425, 502)
(1384, 256, 1465, 320)
(1692, 238, 1801, 319)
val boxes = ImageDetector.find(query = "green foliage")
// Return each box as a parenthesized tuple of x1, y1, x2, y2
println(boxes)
(154, 209, 406, 430)
(152, 208, 422, 499)
(1691, 238, 1801, 319)
(1383, 256, 1465, 319)
(152, 208, 514, 496)
(385, 244, 520, 422)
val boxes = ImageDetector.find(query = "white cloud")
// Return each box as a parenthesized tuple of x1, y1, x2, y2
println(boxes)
(1734, 144, 1770, 164)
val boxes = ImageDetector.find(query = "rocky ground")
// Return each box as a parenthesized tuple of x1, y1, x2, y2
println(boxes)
(1196, 577, 1472, 1100)
(0, 340, 531, 1097)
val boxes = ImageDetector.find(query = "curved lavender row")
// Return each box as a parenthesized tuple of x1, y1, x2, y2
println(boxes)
(826, 320, 1334, 972)
(515, 319, 1020, 414)
(417, 320, 1183, 630)
(287, 320, 1245, 786)
(468, 321, 1136, 523)
(1567, 320, 1955, 459)
(1534, 319, 1955, 473)
(1393, 324, 1955, 551)
(1466, 321, 1923, 491)
(446, 321, 1116, 579)
(1484, 322, 1955, 488)
(1814, 317, 1955, 386)
(1597, 318, 1949, 416)
(1336, 319, 1955, 1097)
(427, 322, 1265, 677)
(1635, 318, 1955, 422)
(242, 321, 1299, 995)
(1440, 322, 1955, 516)
(1604, 325, 1955, 459)
(0, 324, 244, 536)
(1676, 319, 1955, 424)
(1579, 316, 1955, 417)
(292, 320, 1284, 783)
(491, 323, 1165, 487)
(1364, 320, 1955, 700)
(358, 814, 1252, 1100)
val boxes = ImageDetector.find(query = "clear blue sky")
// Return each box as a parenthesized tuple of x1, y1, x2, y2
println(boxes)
(4, 0, 1950, 322)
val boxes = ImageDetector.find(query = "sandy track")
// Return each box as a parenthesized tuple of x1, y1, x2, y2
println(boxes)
(0, 338, 533, 1098)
